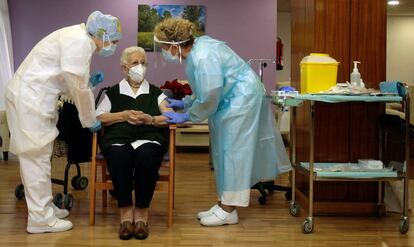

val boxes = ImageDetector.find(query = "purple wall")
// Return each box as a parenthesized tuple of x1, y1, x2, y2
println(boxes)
(8, 0, 277, 92)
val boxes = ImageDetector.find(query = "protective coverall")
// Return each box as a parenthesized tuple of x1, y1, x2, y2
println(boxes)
(183, 36, 292, 206)
(6, 23, 96, 227)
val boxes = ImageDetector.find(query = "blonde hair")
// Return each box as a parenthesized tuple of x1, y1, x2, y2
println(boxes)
(154, 18, 195, 45)
(120, 46, 146, 65)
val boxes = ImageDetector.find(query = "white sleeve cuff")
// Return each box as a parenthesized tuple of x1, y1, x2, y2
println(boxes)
(96, 94, 111, 117)
(158, 93, 168, 106)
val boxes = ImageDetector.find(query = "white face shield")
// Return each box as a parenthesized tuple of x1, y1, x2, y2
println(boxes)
(153, 35, 190, 52)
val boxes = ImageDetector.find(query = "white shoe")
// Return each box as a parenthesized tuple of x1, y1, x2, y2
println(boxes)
(197, 204, 220, 219)
(200, 207, 238, 226)
(52, 204, 70, 219)
(27, 219, 73, 234)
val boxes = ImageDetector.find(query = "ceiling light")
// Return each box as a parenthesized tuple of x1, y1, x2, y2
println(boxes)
(388, 0, 400, 5)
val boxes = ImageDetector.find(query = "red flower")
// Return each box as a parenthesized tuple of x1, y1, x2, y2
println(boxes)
(160, 79, 192, 99)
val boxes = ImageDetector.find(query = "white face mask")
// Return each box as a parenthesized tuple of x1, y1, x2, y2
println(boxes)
(128, 64, 146, 82)
(162, 45, 181, 64)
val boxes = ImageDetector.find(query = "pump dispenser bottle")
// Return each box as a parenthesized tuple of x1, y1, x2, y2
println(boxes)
(351, 61, 361, 86)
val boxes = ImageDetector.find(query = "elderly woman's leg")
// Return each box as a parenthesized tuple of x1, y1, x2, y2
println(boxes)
(103, 145, 135, 240)
(133, 143, 164, 239)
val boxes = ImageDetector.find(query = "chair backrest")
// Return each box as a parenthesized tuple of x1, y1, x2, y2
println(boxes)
(408, 85, 414, 125)
(89, 124, 176, 226)
(382, 82, 413, 126)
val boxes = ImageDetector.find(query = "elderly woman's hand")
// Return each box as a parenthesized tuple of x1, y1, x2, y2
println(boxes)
(127, 111, 155, 125)
(134, 113, 153, 125)
(123, 110, 143, 125)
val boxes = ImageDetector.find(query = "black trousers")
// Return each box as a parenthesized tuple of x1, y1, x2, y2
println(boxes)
(103, 143, 165, 208)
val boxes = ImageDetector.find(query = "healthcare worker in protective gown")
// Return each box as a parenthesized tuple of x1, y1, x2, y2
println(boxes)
(154, 18, 291, 227)
(6, 11, 122, 234)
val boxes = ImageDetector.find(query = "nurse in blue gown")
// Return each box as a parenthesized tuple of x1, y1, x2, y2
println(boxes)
(154, 18, 291, 227)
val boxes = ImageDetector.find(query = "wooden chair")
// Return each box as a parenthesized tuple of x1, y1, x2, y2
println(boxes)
(89, 124, 176, 226)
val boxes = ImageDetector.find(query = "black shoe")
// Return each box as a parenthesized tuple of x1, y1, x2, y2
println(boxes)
(134, 221, 148, 240)
(119, 221, 133, 240)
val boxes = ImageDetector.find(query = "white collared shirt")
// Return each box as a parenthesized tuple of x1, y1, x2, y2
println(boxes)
(96, 78, 167, 149)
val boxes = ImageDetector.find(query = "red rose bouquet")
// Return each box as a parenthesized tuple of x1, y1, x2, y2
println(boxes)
(160, 79, 192, 100)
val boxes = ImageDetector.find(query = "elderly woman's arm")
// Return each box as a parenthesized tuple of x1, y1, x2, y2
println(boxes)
(96, 93, 174, 126)
(137, 99, 172, 126)
(97, 110, 144, 126)
(155, 99, 173, 125)
(96, 94, 145, 126)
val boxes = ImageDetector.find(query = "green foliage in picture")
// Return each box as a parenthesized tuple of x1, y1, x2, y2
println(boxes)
(138, 4, 206, 51)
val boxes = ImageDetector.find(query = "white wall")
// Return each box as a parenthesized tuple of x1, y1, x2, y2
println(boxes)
(276, 12, 291, 85)
(387, 16, 414, 84)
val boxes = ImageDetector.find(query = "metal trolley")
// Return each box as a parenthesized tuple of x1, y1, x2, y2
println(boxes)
(14, 99, 91, 210)
(275, 92, 410, 234)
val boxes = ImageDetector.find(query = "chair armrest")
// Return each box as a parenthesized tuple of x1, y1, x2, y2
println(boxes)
(386, 108, 405, 120)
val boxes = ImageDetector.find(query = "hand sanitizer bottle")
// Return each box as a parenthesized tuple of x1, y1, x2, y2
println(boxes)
(351, 61, 361, 87)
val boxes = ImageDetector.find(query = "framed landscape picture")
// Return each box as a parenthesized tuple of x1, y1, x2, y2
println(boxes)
(138, 4, 206, 51)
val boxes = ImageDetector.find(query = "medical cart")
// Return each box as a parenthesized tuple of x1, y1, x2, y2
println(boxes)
(274, 93, 410, 234)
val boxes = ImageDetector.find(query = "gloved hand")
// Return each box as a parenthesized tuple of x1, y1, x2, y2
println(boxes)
(166, 98, 185, 109)
(89, 72, 105, 86)
(89, 120, 102, 132)
(163, 111, 189, 123)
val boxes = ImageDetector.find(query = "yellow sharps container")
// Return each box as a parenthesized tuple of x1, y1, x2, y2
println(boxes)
(300, 53, 339, 94)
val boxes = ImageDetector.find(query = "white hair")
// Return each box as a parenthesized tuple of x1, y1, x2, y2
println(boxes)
(120, 46, 146, 65)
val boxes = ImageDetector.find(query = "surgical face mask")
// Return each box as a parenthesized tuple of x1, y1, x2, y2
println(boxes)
(162, 46, 181, 64)
(154, 35, 189, 64)
(98, 44, 117, 57)
(98, 34, 117, 57)
(128, 64, 146, 82)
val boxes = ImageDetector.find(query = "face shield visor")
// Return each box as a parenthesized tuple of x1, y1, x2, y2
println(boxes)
(153, 35, 190, 52)
(155, 35, 192, 63)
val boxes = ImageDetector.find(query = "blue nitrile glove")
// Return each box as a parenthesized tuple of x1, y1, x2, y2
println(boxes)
(166, 98, 185, 109)
(89, 120, 102, 132)
(163, 111, 189, 123)
(89, 72, 105, 86)
(279, 86, 296, 92)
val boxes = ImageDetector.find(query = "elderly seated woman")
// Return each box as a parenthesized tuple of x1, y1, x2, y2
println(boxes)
(96, 46, 172, 240)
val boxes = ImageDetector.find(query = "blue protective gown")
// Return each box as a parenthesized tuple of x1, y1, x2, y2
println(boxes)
(183, 36, 291, 206)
